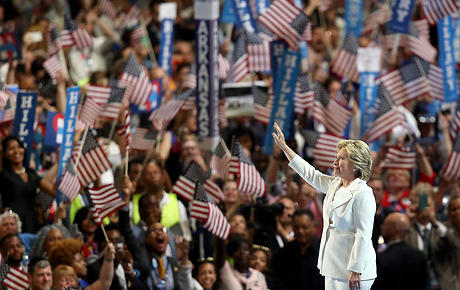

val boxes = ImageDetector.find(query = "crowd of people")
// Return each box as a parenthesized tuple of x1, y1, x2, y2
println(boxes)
(0, 0, 459, 289)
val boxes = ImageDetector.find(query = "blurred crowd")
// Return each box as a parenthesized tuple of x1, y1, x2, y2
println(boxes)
(0, 0, 459, 289)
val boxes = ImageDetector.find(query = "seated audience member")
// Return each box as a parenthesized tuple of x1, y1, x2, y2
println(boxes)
(373, 213, 428, 290)
(272, 209, 324, 290)
(48, 238, 115, 289)
(0, 210, 37, 254)
(431, 196, 460, 289)
(28, 257, 52, 290)
(403, 183, 446, 288)
(29, 224, 70, 259)
(0, 233, 25, 267)
(52, 265, 79, 290)
(218, 236, 268, 290)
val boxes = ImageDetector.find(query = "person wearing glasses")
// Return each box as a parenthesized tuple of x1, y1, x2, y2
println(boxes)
(273, 123, 376, 290)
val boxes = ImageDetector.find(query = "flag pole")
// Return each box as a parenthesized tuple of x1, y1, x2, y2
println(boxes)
(74, 127, 89, 169)
(107, 119, 118, 141)
(100, 224, 110, 242)
(124, 150, 129, 176)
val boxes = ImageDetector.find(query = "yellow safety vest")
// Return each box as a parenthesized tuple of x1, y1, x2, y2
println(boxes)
(70, 194, 110, 225)
(131, 193, 181, 228)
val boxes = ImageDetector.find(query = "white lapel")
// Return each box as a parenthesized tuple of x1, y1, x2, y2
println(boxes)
(329, 178, 362, 211)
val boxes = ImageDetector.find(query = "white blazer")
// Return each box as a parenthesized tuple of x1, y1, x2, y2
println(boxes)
(289, 155, 377, 280)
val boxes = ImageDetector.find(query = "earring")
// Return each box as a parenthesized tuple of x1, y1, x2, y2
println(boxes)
(353, 169, 357, 172)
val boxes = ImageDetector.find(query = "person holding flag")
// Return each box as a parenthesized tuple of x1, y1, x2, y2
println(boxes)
(272, 122, 376, 289)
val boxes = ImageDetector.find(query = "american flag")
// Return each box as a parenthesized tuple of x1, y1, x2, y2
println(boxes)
(415, 58, 444, 102)
(218, 54, 230, 80)
(258, 0, 310, 49)
(451, 95, 460, 138)
(1, 265, 29, 290)
(89, 184, 125, 219)
(43, 54, 63, 80)
(311, 82, 353, 136)
(58, 161, 81, 201)
(363, 85, 407, 143)
(62, 14, 93, 50)
(116, 5, 141, 29)
(120, 53, 153, 105)
(253, 85, 272, 124)
(246, 31, 271, 73)
(302, 130, 344, 168)
(130, 26, 147, 44)
(190, 183, 231, 240)
(149, 91, 191, 131)
(86, 85, 112, 104)
(441, 134, 460, 180)
(47, 23, 62, 56)
(0, 33, 17, 61)
(381, 147, 416, 169)
(72, 133, 112, 186)
(228, 32, 249, 82)
(0, 96, 14, 123)
(362, 4, 392, 34)
(100, 85, 126, 119)
(130, 128, 156, 151)
(79, 96, 105, 127)
(331, 32, 360, 83)
(294, 73, 314, 114)
(383, 21, 437, 62)
(210, 138, 232, 179)
(84, 189, 102, 224)
(172, 160, 204, 201)
(117, 110, 131, 149)
(99, 0, 117, 19)
(0, 90, 9, 111)
(423, 0, 459, 25)
(228, 140, 266, 198)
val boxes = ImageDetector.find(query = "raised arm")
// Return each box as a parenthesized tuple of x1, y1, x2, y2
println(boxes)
(272, 122, 297, 161)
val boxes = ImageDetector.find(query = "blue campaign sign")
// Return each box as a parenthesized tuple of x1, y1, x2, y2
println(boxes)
(264, 49, 301, 154)
(387, 0, 415, 34)
(255, 0, 270, 16)
(345, 0, 363, 37)
(44, 111, 64, 149)
(56, 87, 80, 203)
(221, 0, 237, 24)
(12, 91, 38, 163)
(159, 19, 175, 76)
(130, 80, 162, 114)
(270, 41, 286, 94)
(438, 16, 458, 103)
(359, 72, 379, 137)
(231, 0, 257, 33)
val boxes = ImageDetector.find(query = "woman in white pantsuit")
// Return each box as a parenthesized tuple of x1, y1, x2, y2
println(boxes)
(272, 123, 376, 290)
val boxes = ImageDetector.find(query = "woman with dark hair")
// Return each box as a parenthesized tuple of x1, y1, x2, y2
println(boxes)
(0, 136, 56, 233)
(73, 207, 99, 258)
(192, 258, 218, 290)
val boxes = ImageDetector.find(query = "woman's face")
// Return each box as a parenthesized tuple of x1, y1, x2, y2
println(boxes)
(333, 148, 356, 181)
(53, 274, 78, 290)
(197, 263, 217, 290)
(230, 215, 246, 236)
(72, 253, 87, 277)
(249, 250, 268, 273)
(223, 181, 239, 205)
(81, 213, 98, 235)
(45, 229, 64, 254)
(4, 140, 24, 165)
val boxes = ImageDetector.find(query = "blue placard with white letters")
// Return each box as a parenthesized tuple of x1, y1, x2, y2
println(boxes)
(231, 0, 257, 33)
(387, 0, 415, 34)
(221, 0, 237, 23)
(359, 72, 379, 137)
(438, 16, 458, 103)
(264, 49, 300, 154)
(56, 87, 80, 203)
(345, 0, 363, 37)
(12, 91, 38, 163)
(159, 19, 175, 76)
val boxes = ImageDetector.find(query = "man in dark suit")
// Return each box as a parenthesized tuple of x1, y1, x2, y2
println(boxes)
(372, 213, 428, 290)
(272, 209, 324, 290)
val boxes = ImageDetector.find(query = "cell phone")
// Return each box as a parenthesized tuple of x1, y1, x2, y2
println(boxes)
(419, 193, 428, 211)
(26, 31, 43, 43)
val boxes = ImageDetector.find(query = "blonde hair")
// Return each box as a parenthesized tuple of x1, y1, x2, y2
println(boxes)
(337, 140, 372, 181)
(52, 265, 78, 286)
(411, 182, 433, 198)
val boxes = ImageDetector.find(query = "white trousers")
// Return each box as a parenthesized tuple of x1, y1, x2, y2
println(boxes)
(325, 277, 374, 290)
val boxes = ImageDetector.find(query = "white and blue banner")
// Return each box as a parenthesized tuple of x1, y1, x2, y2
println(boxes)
(159, 3, 176, 76)
(56, 87, 80, 203)
(231, 0, 257, 33)
(255, 0, 270, 16)
(270, 41, 286, 95)
(13, 90, 38, 163)
(387, 0, 415, 34)
(195, 0, 220, 150)
(438, 16, 458, 103)
(44, 111, 64, 150)
(264, 49, 300, 154)
(357, 47, 381, 137)
(221, 0, 237, 24)
(345, 0, 363, 37)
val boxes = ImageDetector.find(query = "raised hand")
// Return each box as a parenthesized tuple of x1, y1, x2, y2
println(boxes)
(272, 122, 286, 150)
